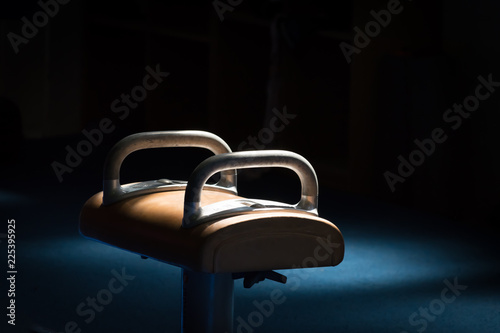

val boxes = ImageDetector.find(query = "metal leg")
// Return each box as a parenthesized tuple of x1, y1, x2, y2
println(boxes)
(181, 269, 234, 333)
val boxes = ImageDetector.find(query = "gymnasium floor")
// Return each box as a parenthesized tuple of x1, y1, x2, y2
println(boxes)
(1, 143, 499, 333)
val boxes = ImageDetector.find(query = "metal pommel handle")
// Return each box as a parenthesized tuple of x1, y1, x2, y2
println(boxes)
(183, 150, 318, 228)
(103, 131, 236, 205)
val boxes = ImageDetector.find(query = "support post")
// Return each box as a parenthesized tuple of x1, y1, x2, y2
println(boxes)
(181, 269, 234, 333)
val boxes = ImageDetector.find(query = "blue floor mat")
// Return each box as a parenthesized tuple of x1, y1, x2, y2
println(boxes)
(1, 181, 499, 333)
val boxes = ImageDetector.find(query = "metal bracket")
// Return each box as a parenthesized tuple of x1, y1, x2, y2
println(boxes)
(233, 271, 288, 289)
(188, 198, 317, 225)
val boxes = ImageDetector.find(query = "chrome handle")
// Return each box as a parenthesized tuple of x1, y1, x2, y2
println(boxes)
(102, 131, 236, 205)
(183, 150, 318, 228)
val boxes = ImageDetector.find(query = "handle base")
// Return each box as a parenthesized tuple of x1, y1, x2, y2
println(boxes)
(183, 198, 318, 228)
(103, 179, 237, 205)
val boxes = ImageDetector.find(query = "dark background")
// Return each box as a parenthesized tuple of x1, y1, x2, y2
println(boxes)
(2, 0, 499, 224)
(1, 0, 499, 332)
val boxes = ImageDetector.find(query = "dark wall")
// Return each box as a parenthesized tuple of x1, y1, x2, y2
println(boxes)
(1, 0, 499, 226)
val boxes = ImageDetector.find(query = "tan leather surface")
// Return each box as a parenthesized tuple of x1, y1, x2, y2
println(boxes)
(79, 189, 344, 273)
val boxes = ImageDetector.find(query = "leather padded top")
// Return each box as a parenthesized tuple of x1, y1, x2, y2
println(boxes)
(79, 189, 344, 273)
